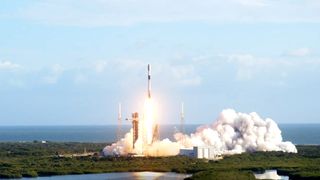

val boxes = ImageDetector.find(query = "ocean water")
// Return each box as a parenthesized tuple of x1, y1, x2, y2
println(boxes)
(20, 172, 190, 180)
(0, 124, 319, 145)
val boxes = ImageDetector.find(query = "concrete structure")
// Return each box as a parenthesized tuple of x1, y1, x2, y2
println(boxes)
(179, 148, 194, 157)
(179, 146, 223, 160)
(131, 112, 139, 149)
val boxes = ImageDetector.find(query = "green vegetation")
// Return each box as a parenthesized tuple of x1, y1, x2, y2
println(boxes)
(0, 142, 320, 179)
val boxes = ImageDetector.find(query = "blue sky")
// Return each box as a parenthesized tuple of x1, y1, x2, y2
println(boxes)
(0, 0, 319, 125)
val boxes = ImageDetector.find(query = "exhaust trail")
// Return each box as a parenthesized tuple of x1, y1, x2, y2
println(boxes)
(103, 109, 297, 156)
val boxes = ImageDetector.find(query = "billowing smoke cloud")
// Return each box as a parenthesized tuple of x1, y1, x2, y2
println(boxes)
(175, 109, 297, 154)
(103, 109, 297, 156)
(103, 129, 180, 156)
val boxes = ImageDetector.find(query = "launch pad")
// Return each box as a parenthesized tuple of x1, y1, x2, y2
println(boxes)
(122, 64, 160, 154)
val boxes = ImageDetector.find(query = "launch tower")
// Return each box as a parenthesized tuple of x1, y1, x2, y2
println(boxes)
(131, 112, 139, 149)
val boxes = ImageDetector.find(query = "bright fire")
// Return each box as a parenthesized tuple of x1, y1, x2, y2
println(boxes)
(143, 97, 156, 145)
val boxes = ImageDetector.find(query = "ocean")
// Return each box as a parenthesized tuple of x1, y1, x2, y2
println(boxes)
(0, 124, 319, 145)
(20, 172, 190, 180)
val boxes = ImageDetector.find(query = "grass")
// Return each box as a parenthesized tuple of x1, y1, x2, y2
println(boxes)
(0, 142, 320, 179)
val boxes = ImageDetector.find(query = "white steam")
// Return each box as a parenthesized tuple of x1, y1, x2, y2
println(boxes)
(103, 129, 180, 156)
(103, 109, 297, 156)
(175, 109, 297, 154)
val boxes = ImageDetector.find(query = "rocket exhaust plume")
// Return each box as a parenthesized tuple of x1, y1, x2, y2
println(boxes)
(107, 64, 160, 155)
(103, 64, 297, 156)
(174, 109, 297, 154)
(144, 64, 159, 145)
(103, 109, 297, 156)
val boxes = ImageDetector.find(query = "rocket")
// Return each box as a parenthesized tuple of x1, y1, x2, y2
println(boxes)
(148, 64, 151, 98)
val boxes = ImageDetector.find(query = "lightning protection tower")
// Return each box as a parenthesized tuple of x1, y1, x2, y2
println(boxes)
(180, 102, 185, 134)
(117, 103, 122, 142)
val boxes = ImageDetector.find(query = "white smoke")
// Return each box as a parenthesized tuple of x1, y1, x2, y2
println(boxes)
(103, 109, 297, 156)
(103, 129, 180, 156)
(175, 109, 297, 154)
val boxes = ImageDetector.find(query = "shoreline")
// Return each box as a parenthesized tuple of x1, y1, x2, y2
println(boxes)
(1, 124, 319, 145)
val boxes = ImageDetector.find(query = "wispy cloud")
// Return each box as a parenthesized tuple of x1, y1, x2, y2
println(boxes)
(287, 48, 311, 57)
(220, 52, 320, 80)
(4, 0, 320, 27)
(236, 0, 268, 7)
(96, 59, 203, 87)
(221, 53, 271, 80)
(171, 64, 202, 86)
(42, 64, 64, 84)
(94, 61, 108, 73)
(0, 60, 22, 71)
(73, 73, 88, 84)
